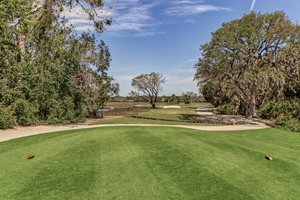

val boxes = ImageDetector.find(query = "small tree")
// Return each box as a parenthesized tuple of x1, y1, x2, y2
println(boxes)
(131, 72, 166, 108)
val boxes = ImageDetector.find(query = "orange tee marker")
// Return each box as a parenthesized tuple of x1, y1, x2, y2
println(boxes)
(27, 154, 35, 159)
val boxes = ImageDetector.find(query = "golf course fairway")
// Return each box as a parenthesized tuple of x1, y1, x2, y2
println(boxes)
(0, 127, 299, 199)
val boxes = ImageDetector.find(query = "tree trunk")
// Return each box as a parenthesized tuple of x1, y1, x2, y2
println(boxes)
(251, 93, 258, 118)
(250, 83, 258, 118)
(150, 95, 157, 109)
(16, 24, 26, 62)
(245, 103, 251, 118)
(151, 102, 155, 109)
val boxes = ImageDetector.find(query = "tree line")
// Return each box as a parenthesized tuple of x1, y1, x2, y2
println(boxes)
(0, 0, 118, 128)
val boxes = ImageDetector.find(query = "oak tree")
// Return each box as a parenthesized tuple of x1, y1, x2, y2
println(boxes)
(131, 72, 166, 108)
(195, 12, 299, 117)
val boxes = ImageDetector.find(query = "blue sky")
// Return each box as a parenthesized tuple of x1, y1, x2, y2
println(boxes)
(66, 0, 300, 96)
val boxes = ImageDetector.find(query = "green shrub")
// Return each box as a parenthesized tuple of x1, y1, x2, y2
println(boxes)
(275, 117, 300, 132)
(47, 99, 64, 124)
(13, 99, 37, 126)
(39, 97, 80, 124)
(259, 99, 300, 132)
(0, 106, 16, 129)
(259, 99, 300, 119)
(61, 97, 80, 123)
(258, 101, 275, 119)
(216, 104, 236, 115)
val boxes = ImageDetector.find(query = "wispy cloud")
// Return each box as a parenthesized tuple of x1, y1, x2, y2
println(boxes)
(165, 1, 231, 16)
(164, 75, 198, 95)
(187, 58, 198, 63)
(62, 5, 113, 31)
(169, 57, 198, 74)
(177, 76, 196, 85)
(63, 0, 231, 36)
(162, 59, 197, 95)
(115, 75, 135, 81)
(107, 2, 162, 36)
(171, 66, 195, 74)
(184, 19, 196, 24)
(109, 66, 138, 73)
(170, 0, 205, 5)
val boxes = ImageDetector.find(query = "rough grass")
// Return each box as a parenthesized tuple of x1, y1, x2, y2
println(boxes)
(106, 102, 212, 109)
(136, 103, 212, 122)
(101, 102, 215, 125)
(92, 116, 218, 126)
(0, 127, 299, 199)
(106, 101, 149, 107)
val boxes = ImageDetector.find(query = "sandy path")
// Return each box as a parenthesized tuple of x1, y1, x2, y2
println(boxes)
(0, 123, 269, 143)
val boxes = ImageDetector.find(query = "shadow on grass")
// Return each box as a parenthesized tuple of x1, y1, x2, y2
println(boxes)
(179, 114, 199, 122)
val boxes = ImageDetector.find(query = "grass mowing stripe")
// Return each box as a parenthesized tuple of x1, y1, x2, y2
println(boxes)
(224, 137, 300, 166)
(95, 129, 178, 200)
(166, 129, 300, 199)
(0, 127, 299, 199)
(0, 134, 101, 199)
(16, 140, 98, 200)
(126, 129, 253, 200)
(0, 129, 89, 154)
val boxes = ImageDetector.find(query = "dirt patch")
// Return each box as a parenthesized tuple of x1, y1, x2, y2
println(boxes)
(195, 109, 273, 126)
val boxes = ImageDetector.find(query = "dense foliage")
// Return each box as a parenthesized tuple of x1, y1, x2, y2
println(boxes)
(259, 99, 300, 132)
(195, 12, 300, 122)
(0, 0, 117, 128)
(259, 99, 300, 120)
(216, 104, 236, 115)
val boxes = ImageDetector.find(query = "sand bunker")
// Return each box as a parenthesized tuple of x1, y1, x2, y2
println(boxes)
(163, 106, 181, 108)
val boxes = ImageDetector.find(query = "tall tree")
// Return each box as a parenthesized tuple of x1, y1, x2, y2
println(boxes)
(195, 12, 299, 118)
(0, 0, 116, 127)
(131, 72, 166, 108)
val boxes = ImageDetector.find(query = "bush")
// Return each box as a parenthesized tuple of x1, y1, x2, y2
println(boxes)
(13, 99, 37, 126)
(39, 97, 80, 124)
(259, 99, 300, 132)
(0, 106, 16, 129)
(275, 117, 300, 132)
(259, 99, 300, 119)
(61, 97, 82, 123)
(216, 104, 236, 115)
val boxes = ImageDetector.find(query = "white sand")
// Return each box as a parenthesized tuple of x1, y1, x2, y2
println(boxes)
(0, 123, 269, 143)
(196, 111, 215, 115)
(163, 106, 181, 108)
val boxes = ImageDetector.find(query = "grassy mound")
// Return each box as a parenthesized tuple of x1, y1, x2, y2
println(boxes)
(0, 127, 299, 199)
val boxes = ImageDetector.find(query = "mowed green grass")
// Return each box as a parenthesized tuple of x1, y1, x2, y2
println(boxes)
(0, 127, 299, 199)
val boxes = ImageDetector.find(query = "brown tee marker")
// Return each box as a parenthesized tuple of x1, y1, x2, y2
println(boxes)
(27, 154, 35, 159)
